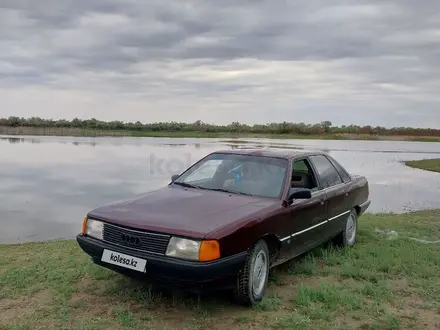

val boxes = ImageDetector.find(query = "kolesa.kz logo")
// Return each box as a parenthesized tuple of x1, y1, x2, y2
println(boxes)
(110, 252, 138, 267)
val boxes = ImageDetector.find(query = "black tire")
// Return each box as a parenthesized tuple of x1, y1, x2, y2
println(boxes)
(333, 208, 358, 247)
(234, 239, 270, 306)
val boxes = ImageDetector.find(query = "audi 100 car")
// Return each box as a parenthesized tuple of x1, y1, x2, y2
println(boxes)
(77, 149, 370, 305)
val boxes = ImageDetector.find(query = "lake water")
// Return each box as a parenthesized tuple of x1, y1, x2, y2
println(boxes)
(1, 135, 440, 244)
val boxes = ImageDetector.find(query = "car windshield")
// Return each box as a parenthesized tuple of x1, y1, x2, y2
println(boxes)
(172, 153, 288, 198)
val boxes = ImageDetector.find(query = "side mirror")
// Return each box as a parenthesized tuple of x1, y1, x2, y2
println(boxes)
(171, 174, 179, 182)
(288, 188, 312, 201)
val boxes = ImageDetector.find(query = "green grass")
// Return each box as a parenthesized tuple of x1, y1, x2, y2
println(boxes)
(405, 158, 440, 173)
(2, 126, 440, 142)
(1, 210, 440, 329)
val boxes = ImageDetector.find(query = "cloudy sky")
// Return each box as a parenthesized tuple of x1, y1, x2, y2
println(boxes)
(1, 0, 439, 127)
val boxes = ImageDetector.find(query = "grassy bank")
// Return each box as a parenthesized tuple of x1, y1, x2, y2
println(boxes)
(405, 159, 440, 173)
(1, 210, 440, 330)
(1, 126, 440, 142)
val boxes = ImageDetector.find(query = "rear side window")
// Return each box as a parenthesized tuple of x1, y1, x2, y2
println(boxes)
(328, 157, 351, 182)
(309, 155, 343, 189)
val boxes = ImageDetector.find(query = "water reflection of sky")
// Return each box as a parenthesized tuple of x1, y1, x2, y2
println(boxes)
(1, 135, 440, 243)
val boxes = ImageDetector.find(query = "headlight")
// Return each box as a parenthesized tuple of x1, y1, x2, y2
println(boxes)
(165, 237, 200, 260)
(165, 237, 220, 262)
(82, 217, 103, 240)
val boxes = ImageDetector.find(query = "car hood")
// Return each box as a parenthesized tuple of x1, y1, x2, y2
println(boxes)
(87, 185, 278, 238)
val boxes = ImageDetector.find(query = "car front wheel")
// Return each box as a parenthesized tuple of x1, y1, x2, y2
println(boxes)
(234, 239, 270, 306)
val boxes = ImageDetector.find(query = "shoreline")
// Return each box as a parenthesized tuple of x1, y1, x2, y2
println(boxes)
(405, 158, 440, 173)
(1, 126, 440, 142)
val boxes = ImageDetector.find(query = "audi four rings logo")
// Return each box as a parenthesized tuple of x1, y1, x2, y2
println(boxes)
(120, 233, 141, 246)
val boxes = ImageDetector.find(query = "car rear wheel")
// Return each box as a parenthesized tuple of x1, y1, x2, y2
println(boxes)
(340, 208, 358, 247)
(234, 239, 270, 306)
(332, 208, 358, 247)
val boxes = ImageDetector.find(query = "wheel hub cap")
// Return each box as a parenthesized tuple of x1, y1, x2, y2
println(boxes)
(252, 250, 267, 296)
(346, 213, 356, 244)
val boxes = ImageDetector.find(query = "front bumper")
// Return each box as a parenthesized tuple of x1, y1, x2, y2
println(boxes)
(76, 234, 247, 294)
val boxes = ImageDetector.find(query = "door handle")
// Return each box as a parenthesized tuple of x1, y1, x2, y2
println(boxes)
(320, 198, 325, 205)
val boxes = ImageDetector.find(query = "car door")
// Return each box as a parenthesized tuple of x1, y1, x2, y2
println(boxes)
(280, 157, 328, 258)
(327, 155, 356, 208)
(308, 154, 349, 237)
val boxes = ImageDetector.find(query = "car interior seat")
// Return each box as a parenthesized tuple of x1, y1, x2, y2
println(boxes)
(291, 172, 312, 190)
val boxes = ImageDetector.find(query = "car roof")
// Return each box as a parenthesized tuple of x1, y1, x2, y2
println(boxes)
(209, 148, 325, 160)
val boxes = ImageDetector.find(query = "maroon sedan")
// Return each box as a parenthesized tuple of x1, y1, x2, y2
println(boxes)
(77, 149, 370, 305)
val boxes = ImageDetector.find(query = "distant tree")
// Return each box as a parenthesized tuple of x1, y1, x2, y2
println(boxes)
(321, 121, 332, 133)
(0, 116, 439, 137)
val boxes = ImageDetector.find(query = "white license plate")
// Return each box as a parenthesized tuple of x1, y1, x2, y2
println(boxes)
(101, 249, 147, 273)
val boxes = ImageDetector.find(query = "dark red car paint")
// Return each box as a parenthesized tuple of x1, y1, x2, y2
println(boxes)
(87, 149, 371, 264)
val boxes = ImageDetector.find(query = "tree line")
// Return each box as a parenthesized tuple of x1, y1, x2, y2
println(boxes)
(1, 116, 439, 137)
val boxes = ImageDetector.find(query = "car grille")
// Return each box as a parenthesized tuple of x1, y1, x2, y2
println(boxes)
(102, 223, 171, 255)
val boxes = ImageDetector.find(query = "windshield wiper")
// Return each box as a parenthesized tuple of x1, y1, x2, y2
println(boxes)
(173, 182, 200, 189)
(206, 188, 253, 196)
(173, 182, 252, 196)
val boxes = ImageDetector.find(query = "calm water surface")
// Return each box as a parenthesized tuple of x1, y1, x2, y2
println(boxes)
(1, 135, 440, 244)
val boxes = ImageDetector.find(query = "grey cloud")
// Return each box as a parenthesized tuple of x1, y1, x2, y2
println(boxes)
(0, 0, 439, 127)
